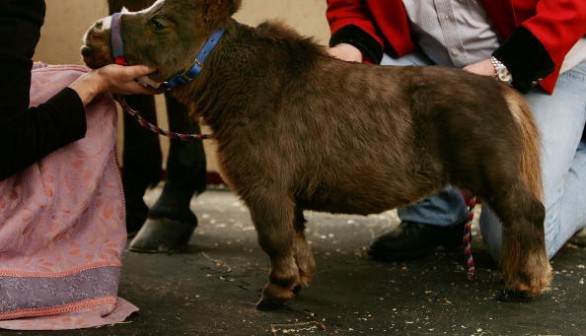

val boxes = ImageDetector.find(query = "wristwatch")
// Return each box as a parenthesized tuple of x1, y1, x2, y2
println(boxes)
(490, 56, 512, 84)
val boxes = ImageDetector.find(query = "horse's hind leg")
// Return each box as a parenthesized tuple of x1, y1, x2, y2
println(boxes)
(487, 182, 552, 298)
(129, 93, 207, 252)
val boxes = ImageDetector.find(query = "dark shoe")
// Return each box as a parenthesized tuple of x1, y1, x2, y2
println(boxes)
(368, 220, 465, 262)
(570, 228, 586, 247)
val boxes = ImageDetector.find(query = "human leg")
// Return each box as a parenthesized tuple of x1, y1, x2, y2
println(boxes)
(480, 61, 586, 261)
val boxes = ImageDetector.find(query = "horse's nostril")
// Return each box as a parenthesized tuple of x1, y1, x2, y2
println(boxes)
(80, 45, 93, 57)
(95, 20, 103, 29)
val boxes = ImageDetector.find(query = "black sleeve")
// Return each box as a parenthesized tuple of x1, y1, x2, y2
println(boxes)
(0, 0, 87, 181)
(492, 26, 555, 93)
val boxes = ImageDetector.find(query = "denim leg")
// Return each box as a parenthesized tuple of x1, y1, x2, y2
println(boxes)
(381, 52, 469, 227)
(398, 188, 469, 226)
(480, 61, 586, 261)
(380, 52, 433, 67)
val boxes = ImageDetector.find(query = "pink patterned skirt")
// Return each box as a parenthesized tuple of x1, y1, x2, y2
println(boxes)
(0, 64, 138, 330)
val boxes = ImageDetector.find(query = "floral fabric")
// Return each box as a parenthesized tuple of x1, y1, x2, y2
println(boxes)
(0, 64, 138, 330)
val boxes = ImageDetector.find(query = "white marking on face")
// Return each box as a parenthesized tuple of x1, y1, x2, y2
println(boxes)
(101, 15, 113, 30)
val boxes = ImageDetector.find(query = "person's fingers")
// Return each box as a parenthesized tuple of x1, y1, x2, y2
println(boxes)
(98, 64, 155, 81)
(123, 64, 156, 78)
(463, 59, 495, 77)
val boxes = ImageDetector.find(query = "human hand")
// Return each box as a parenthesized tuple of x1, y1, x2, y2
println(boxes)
(70, 64, 157, 106)
(463, 59, 495, 77)
(327, 43, 363, 63)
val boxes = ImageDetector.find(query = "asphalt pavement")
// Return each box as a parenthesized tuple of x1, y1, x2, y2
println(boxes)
(3, 187, 586, 336)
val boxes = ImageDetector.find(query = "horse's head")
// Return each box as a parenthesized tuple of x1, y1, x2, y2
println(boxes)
(81, 0, 241, 88)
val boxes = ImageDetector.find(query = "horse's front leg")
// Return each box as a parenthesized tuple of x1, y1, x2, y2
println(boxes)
(247, 194, 300, 310)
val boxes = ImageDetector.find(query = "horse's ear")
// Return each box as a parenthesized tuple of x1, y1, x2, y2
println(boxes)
(217, 0, 241, 16)
(200, 0, 241, 27)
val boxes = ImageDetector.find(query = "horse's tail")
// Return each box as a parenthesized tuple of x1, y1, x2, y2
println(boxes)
(502, 86, 543, 200)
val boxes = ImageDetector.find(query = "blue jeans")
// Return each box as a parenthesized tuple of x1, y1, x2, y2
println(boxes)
(381, 53, 586, 259)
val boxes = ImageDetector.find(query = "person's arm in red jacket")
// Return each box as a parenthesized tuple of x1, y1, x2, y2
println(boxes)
(482, 0, 586, 93)
(326, 0, 385, 63)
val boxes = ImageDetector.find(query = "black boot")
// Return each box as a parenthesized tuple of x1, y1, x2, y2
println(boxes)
(368, 220, 465, 262)
(570, 228, 586, 247)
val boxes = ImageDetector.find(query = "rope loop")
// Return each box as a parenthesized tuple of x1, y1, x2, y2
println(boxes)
(115, 95, 211, 141)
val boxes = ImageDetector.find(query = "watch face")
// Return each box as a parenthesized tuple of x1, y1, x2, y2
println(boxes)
(497, 68, 512, 82)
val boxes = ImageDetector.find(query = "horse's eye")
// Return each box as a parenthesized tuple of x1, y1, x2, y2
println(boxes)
(150, 19, 165, 31)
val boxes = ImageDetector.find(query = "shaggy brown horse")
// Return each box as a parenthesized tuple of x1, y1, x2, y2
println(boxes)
(82, 0, 552, 310)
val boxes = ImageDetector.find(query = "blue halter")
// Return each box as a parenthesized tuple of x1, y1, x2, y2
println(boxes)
(164, 28, 225, 89)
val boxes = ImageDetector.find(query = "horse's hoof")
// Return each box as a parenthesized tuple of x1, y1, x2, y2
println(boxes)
(498, 289, 533, 303)
(255, 297, 287, 311)
(128, 217, 197, 253)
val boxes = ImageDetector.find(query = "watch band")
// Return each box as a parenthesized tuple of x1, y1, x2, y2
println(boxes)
(490, 56, 513, 84)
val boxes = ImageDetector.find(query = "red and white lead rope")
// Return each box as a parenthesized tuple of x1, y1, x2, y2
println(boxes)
(115, 95, 212, 141)
(463, 195, 478, 281)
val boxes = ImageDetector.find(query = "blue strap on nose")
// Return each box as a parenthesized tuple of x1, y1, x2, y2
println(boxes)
(164, 28, 225, 89)
(110, 13, 127, 65)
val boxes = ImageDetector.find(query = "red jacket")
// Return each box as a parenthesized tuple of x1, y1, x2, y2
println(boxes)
(326, 0, 586, 94)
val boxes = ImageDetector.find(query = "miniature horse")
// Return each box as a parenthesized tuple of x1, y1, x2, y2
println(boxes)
(82, 0, 552, 309)
(107, 0, 207, 252)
